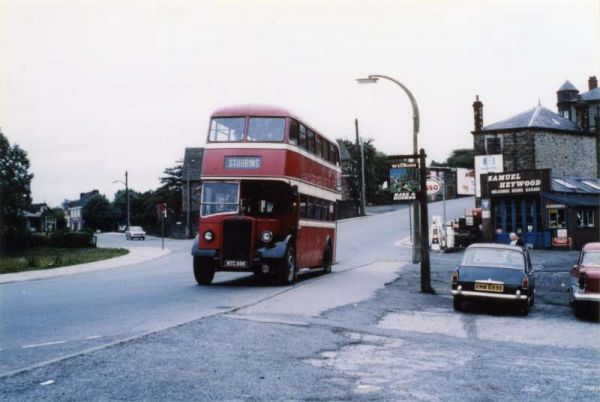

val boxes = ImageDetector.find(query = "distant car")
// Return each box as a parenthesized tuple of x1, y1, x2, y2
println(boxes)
(125, 226, 146, 240)
(570, 242, 600, 316)
(451, 243, 540, 315)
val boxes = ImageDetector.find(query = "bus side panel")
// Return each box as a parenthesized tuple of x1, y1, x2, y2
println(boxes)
(296, 224, 315, 268)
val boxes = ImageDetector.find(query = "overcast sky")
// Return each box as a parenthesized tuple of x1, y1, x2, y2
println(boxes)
(1, 0, 598, 206)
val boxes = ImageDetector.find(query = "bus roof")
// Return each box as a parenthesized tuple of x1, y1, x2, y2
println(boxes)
(211, 104, 295, 118)
(210, 104, 338, 146)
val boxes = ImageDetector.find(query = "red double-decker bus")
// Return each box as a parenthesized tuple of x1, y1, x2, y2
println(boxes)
(191, 105, 342, 285)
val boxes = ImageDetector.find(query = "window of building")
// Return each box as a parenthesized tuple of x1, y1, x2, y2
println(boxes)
(548, 207, 566, 229)
(577, 209, 595, 228)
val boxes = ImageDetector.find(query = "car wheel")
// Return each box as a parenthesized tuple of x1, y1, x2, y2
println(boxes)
(453, 296, 463, 311)
(518, 300, 529, 316)
(322, 243, 332, 274)
(277, 247, 296, 285)
(573, 300, 583, 318)
(530, 291, 535, 307)
(126, 235, 130, 240)
(193, 256, 215, 285)
(142, 236, 145, 241)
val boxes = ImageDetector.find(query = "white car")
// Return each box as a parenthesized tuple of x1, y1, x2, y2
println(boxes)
(125, 226, 146, 240)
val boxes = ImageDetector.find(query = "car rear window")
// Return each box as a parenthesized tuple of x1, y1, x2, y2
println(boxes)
(461, 248, 524, 270)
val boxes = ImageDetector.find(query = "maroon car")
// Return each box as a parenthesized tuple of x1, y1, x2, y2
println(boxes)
(570, 242, 600, 316)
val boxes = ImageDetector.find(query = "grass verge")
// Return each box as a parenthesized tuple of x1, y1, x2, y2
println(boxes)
(0, 247, 129, 274)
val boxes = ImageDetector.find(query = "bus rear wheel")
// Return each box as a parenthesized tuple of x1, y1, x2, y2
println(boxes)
(194, 256, 215, 285)
(277, 247, 296, 285)
(322, 243, 332, 274)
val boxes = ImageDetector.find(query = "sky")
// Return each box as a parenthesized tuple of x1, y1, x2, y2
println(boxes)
(1, 0, 598, 206)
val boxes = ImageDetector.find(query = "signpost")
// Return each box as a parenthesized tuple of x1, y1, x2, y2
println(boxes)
(157, 203, 167, 250)
(387, 151, 432, 293)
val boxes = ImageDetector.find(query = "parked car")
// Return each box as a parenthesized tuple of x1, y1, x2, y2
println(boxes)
(570, 242, 600, 317)
(125, 226, 146, 240)
(451, 243, 540, 315)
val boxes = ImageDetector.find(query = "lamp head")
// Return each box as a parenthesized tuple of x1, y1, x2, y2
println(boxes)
(356, 76, 379, 84)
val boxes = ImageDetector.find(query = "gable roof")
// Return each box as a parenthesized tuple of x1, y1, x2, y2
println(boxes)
(557, 80, 578, 92)
(481, 106, 578, 132)
(67, 190, 99, 208)
(579, 87, 600, 102)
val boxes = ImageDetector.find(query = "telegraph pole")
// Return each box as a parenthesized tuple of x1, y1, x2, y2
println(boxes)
(419, 149, 433, 293)
(125, 171, 130, 229)
(355, 118, 366, 216)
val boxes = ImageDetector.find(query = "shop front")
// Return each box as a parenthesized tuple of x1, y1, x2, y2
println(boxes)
(481, 169, 599, 249)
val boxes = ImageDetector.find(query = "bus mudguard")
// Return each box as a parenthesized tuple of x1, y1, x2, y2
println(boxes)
(191, 235, 217, 258)
(258, 235, 292, 260)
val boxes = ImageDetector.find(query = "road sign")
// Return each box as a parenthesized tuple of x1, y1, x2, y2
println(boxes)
(426, 179, 441, 196)
(156, 202, 167, 218)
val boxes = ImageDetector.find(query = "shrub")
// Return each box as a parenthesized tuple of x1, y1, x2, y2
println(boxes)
(62, 232, 95, 248)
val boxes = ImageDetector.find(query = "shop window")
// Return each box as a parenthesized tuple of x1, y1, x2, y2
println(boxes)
(548, 208, 566, 229)
(577, 209, 595, 228)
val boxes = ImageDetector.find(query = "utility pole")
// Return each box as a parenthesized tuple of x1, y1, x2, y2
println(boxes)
(355, 118, 366, 216)
(419, 149, 433, 293)
(125, 171, 130, 229)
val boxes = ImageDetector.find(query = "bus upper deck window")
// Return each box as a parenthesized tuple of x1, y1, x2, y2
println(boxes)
(299, 125, 307, 149)
(247, 117, 286, 142)
(209, 117, 245, 142)
(307, 130, 316, 154)
(289, 119, 299, 145)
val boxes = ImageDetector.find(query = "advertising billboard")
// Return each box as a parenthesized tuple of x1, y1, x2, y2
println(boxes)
(456, 168, 475, 195)
(474, 154, 503, 197)
(387, 156, 419, 201)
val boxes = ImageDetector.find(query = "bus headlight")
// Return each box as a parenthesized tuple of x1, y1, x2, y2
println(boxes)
(203, 230, 214, 242)
(260, 230, 273, 243)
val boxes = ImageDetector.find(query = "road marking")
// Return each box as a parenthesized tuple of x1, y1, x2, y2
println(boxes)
(40, 380, 54, 386)
(85, 336, 102, 340)
(22, 340, 67, 349)
(394, 237, 413, 248)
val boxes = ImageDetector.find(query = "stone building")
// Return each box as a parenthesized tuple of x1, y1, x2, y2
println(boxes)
(471, 76, 599, 249)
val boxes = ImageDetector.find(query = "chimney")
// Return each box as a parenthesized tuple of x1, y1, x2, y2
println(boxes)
(589, 76, 598, 90)
(473, 95, 484, 132)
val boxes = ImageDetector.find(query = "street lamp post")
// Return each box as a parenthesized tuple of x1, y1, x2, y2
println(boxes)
(356, 74, 420, 264)
(113, 171, 130, 230)
(357, 74, 432, 293)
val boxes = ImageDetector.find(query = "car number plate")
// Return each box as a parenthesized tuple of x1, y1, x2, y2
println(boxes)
(223, 260, 247, 268)
(474, 283, 504, 292)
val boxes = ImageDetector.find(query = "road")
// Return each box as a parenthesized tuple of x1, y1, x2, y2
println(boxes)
(1, 196, 598, 401)
(0, 198, 470, 376)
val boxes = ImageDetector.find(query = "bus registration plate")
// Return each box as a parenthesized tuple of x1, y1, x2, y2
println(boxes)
(223, 260, 248, 268)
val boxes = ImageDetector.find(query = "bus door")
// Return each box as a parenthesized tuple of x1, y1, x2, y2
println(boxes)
(297, 195, 316, 267)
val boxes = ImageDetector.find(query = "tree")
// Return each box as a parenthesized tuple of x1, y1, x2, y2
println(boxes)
(338, 138, 388, 204)
(0, 131, 33, 243)
(82, 194, 119, 232)
(50, 208, 67, 230)
(431, 148, 475, 169)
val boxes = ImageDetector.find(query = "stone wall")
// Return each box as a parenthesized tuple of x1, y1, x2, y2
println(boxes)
(534, 132, 597, 177)
(473, 131, 536, 171)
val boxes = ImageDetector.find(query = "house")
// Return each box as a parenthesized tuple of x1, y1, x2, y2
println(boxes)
(23, 203, 55, 232)
(472, 76, 599, 249)
(66, 190, 99, 231)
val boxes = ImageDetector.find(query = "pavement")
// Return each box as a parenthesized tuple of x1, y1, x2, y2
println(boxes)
(0, 233, 171, 284)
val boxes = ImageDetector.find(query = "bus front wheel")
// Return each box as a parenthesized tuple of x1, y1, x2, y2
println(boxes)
(194, 256, 215, 285)
(278, 247, 296, 285)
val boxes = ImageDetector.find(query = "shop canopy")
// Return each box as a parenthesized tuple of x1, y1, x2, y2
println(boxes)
(541, 192, 600, 207)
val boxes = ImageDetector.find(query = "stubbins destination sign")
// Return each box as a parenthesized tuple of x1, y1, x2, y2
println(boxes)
(224, 156, 262, 170)
(483, 169, 550, 197)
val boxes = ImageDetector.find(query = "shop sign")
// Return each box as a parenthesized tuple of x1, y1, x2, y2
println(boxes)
(426, 179, 442, 196)
(388, 156, 419, 202)
(483, 169, 550, 197)
(552, 237, 572, 247)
